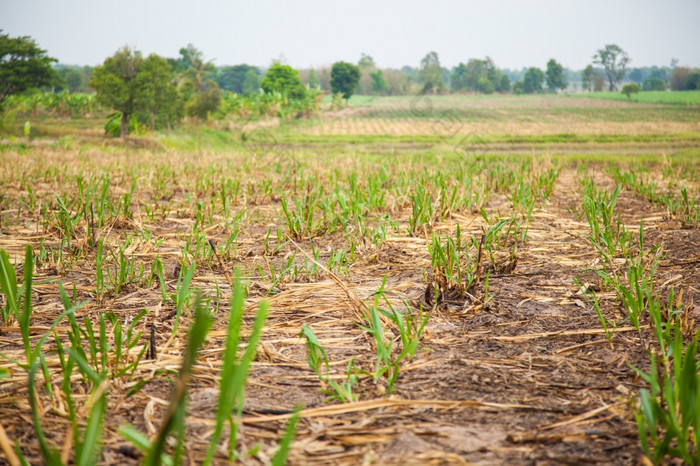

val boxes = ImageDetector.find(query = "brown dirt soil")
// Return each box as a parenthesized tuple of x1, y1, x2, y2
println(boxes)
(0, 148, 698, 464)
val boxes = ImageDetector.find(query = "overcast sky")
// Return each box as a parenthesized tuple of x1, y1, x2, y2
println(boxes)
(2, 0, 698, 70)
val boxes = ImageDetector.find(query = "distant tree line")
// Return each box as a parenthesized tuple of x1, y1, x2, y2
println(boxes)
(3, 30, 699, 137)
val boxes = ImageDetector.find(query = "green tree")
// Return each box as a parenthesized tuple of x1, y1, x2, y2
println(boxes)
(175, 44, 221, 118)
(216, 65, 258, 93)
(138, 55, 183, 129)
(358, 53, 376, 70)
(242, 68, 259, 95)
(581, 65, 595, 92)
(178, 44, 216, 93)
(185, 86, 220, 119)
(545, 59, 567, 92)
(90, 47, 180, 137)
(260, 63, 306, 99)
(307, 69, 319, 89)
(522, 67, 544, 94)
(331, 61, 361, 100)
(451, 57, 504, 93)
(477, 76, 494, 94)
(370, 69, 389, 94)
(419, 51, 445, 94)
(642, 78, 666, 91)
(64, 69, 83, 92)
(500, 75, 511, 93)
(621, 83, 639, 100)
(0, 31, 60, 109)
(450, 63, 469, 91)
(593, 44, 630, 91)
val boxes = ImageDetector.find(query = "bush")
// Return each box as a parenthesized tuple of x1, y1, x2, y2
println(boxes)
(642, 78, 666, 91)
(186, 87, 222, 119)
(621, 83, 640, 100)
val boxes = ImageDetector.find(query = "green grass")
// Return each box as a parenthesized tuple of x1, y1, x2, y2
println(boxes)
(585, 90, 700, 105)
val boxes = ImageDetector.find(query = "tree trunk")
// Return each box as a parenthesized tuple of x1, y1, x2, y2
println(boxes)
(120, 112, 129, 139)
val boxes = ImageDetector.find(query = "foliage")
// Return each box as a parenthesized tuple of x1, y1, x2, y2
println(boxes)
(178, 44, 217, 94)
(138, 54, 184, 128)
(186, 86, 221, 119)
(331, 61, 361, 100)
(261, 63, 306, 99)
(522, 67, 544, 94)
(177, 44, 221, 117)
(0, 30, 60, 109)
(218, 89, 322, 119)
(419, 51, 445, 94)
(545, 58, 567, 92)
(593, 44, 630, 91)
(669, 67, 696, 91)
(4, 91, 96, 117)
(622, 83, 640, 100)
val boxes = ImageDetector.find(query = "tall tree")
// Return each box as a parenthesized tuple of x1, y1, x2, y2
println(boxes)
(545, 59, 567, 92)
(522, 67, 544, 94)
(176, 44, 221, 117)
(419, 51, 445, 94)
(358, 53, 375, 70)
(593, 44, 629, 91)
(90, 47, 180, 137)
(178, 44, 216, 93)
(307, 69, 319, 90)
(581, 65, 595, 92)
(138, 55, 183, 129)
(331, 61, 361, 100)
(370, 69, 389, 94)
(242, 69, 260, 95)
(0, 31, 60, 109)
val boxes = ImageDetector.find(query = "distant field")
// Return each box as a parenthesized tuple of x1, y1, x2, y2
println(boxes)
(304, 94, 700, 138)
(586, 89, 700, 105)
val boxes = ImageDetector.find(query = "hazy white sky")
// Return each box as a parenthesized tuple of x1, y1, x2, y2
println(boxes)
(2, 0, 698, 70)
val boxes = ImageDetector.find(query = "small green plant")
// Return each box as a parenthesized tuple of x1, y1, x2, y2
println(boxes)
(203, 271, 269, 464)
(300, 324, 359, 403)
(580, 181, 632, 263)
(121, 293, 212, 466)
(408, 185, 434, 236)
(633, 324, 700, 464)
(357, 277, 430, 394)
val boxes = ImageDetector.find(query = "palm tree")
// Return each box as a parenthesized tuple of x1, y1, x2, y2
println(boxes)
(178, 44, 217, 93)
